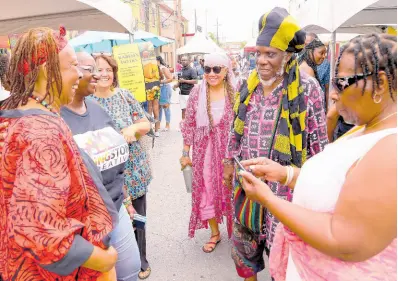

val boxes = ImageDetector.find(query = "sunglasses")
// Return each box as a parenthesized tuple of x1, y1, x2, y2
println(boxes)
(204, 66, 223, 74)
(332, 72, 372, 92)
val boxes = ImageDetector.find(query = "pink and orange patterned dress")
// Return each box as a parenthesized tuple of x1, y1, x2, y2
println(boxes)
(0, 111, 115, 281)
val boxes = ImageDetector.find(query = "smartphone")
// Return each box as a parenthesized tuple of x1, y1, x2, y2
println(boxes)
(233, 156, 247, 172)
(132, 214, 147, 230)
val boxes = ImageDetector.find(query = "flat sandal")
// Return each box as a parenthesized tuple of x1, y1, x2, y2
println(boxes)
(202, 233, 221, 253)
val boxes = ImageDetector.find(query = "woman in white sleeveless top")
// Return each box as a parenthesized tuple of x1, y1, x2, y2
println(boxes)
(239, 34, 397, 280)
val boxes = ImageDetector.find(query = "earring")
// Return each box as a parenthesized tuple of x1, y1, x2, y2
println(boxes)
(373, 94, 382, 104)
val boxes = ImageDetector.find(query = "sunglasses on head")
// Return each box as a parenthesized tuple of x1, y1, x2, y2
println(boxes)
(332, 72, 372, 92)
(204, 66, 223, 74)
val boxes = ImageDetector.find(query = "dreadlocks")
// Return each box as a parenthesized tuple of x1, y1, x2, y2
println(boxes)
(0, 51, 10, 91)
(3, 27, 67, 109)
(299, 38, 325, 83)
(335, 33, 397, 100)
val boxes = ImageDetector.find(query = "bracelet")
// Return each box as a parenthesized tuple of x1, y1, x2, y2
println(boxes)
(223, 158, 234, 166)
(123, 196, 132, 207)
(283, 166, 294, 186)
(182, 150, 189, 157)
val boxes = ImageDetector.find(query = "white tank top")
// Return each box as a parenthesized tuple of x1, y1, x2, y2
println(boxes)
(286, 127, 397, 280)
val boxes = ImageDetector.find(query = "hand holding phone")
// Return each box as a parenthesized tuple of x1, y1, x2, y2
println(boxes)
(233, 156, 247, 172)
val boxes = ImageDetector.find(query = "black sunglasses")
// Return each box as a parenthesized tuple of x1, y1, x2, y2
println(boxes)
(204, 66, 223, 74)
(332, 72, 373, 92)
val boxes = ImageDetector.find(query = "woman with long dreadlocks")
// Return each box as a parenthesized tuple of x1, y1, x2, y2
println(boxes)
(0, 27, 119, 281)
(239, 33, 397, 280)
(180, 52, 236, 253)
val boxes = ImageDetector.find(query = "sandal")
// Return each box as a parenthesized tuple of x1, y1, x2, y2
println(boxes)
(202, 232, 221, 253)
(138, 267, 151, 280)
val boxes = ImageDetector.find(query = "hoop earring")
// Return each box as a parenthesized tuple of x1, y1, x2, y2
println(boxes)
(373, 94, 382, 104)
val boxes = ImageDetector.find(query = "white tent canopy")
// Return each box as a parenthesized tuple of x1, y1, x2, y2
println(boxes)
(317, 33, 362, 43)
(293, 0, 397, 34)
(293, 0, 397, 102)
(0, 0, 136, 35)
(176, 33, 225, 55)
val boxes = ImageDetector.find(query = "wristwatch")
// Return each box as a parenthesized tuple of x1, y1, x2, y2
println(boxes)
(182, 150, 189, 157)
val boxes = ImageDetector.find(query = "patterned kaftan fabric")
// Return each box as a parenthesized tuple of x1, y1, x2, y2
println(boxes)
(0, 114, 113, 281)
(181, 85, 235, 238)
(227, 73, 329, 250)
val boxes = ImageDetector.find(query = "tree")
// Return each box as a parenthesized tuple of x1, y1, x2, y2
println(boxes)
(207, 32, 220, 46)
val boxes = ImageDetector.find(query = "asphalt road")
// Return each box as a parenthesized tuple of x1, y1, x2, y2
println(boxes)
(144, 89, 271, 281)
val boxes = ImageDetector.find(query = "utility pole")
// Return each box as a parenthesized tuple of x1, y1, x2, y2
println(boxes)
(215, 18, 222, 45)
(194, 9, 197, 32)
(205, 9, 208, 35)
(173, 0, 182, 67)
(174, 0, 182, 48)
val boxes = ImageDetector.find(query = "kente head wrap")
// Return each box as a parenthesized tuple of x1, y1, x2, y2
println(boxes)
(256, 7, 306, 53)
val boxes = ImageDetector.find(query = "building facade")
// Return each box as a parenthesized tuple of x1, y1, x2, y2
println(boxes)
(157, 2, 188, 69)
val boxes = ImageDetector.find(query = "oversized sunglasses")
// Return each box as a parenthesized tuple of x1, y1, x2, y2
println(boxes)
(332, 72, 372, 92)
(204, 66, 223, 74)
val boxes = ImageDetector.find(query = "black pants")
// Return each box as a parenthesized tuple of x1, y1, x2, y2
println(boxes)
(132, 194, 149, 271)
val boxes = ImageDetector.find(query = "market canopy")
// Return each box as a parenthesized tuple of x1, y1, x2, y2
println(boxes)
(293, 0, 397, 33)
(69, 30, 174, 53)
(177, 33, 225, 55)
(0, 0, 136, 35)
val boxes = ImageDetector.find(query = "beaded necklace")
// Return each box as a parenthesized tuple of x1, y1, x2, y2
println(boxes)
(29, 94, 59, 115)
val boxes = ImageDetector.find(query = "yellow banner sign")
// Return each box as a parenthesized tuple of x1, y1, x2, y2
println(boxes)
(113, 44, 146, 102)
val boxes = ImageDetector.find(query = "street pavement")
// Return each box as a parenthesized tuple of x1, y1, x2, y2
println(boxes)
(144, 89, 271, 281)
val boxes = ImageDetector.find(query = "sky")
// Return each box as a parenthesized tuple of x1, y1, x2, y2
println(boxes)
(168, 0, 290, 42)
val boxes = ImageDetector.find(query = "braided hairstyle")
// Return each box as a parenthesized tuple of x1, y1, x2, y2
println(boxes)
(4, 27, 67, 109)
(335, 33, 397, 100)
(0, 51, 10, 91)
(299, 38, 325, 84)
(205, 71, 235, 130)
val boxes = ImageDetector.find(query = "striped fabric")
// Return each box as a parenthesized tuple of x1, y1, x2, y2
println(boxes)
(256, 7, 306, 53)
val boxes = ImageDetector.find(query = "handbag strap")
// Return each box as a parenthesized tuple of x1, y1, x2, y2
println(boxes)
(119, 89, 133, 117)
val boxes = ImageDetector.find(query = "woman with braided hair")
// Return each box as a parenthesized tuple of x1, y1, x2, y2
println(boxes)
(180, 53, 236, 252)
(238, 33, 397, 280)
(299, 38, 327, 85)
(0, 27, 119, 281)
